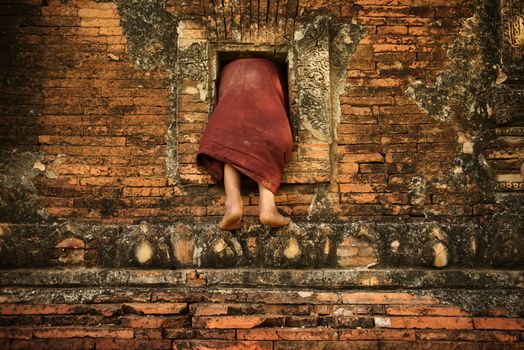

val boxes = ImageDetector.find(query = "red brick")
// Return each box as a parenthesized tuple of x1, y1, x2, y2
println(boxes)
(416, 329, 520, 342)
(80, 18, 120, 27)
(340, 292, 435, 304)
(41, 6, 78, 16)
(340, 96, 394, 106)
(338, 162, 359, 174)
(173, 340, 273, 350)
(186, 271, 207, 287)
(33, 326, 134, 339)
(473, 318, 524, 330)
(38, 135, 126, 146)
(386, 305, 468, 316)
(78, 8, 118, 19)
(274, 341, 379, 350)
(120, 315, 190, 328)
(133, 329, 163, 339)
(120, 177, 168, 187)
(375, 316, 474, 329)
(339, 329, 415, 340)
(340, 183, 374, 193)
(96, 338, 171, 350)
(193, 315, 285, 329)
(340, 152, 384, 163)
(123, 303, 187, 315)
(377, 25, 408, 35)
(40, 145, 131, 157)
(373, 44, 416, 52)
(10, 339, 95, 350)
(0, 326, 33, 339)
(1, 304, 71, 315)
(237, 328, 338, 340)
(378, 341, 518, 350)
(191, 304, 229, 316)
(366, 78, 405, 87)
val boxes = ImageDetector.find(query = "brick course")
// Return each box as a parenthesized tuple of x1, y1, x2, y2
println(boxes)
(0, 285, 523, 349)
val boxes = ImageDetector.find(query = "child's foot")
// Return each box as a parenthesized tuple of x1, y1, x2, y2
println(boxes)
(259, 209, 291, 228)
(219, 205, 242, 231)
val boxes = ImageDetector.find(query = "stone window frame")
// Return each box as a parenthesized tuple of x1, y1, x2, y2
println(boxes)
(173, 16, 357, 187)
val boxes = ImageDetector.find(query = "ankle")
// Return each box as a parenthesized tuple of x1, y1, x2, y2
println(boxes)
(225, 196, 243, 210)
(259, 201, 277, 214)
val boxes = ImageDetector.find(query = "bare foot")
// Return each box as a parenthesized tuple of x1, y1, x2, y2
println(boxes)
(257, 182, 290, 228)
(219, 163, 243, 230)
(219, 205, 242, 231)
(259, 209, 291, 228)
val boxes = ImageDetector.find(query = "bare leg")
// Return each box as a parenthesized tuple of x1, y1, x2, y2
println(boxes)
(258, 183, 291, 227)
(219, 163, 243, 230)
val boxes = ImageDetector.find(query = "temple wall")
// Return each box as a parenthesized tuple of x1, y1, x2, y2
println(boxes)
(0, 0, 522, 269)
(0, 1, 523, 348)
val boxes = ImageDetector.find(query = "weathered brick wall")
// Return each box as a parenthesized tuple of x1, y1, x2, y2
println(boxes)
(1, 0, 521, 225)
(0, 1, 523, 348)
(0, 0, 523, 268)
(0, 269, 523, 349)
(1, 0, 173, 224)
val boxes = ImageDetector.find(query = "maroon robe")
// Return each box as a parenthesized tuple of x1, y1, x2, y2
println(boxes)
(196, 58, 293, 194)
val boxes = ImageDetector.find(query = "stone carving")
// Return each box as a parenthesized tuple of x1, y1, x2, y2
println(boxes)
(494, 181, 524, 191)
(169, 223, 195, 266)
(482, 212, 524, 267)
(294, 16, 332, 142)
(500, 0, 523, 63)
(176, 42, 209, 87)
(335, 223, 378, 268)
(256, 222, 318, 268)
(489, 86, 524, 126)
(194, 227, 245, 268)
(495, 126, 524, 136)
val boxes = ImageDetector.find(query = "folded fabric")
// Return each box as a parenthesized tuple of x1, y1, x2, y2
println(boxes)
(197, 57, 293, 194)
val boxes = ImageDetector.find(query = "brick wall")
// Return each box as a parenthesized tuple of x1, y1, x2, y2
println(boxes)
(0, 269, 523, 349)
(0, 0, 523, 348)
(1, 0, 520, 225)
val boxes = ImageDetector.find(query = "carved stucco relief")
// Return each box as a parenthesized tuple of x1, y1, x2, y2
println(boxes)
(478, 1, 524, 192)
(294, 16, 332, 142)
(500, 0, 523, 64)
(490, 86, 524, 126)
(165, 13, 365, 185)
(176, 41, 209, 103)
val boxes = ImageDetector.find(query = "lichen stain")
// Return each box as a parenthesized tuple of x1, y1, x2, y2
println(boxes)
(405, 4, 497, 125)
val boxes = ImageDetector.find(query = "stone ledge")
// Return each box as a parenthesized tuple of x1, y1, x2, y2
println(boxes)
(0, 268, 522, 290)
(1, 217, 523, 269)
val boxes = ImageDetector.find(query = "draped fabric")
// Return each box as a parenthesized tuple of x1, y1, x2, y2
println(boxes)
(196, 58, 293, 194)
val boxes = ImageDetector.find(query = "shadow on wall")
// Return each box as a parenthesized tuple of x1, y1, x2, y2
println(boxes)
(0, 3, 48, 223)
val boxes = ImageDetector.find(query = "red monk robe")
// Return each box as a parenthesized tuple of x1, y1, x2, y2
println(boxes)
(196, 57, 293, 194)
